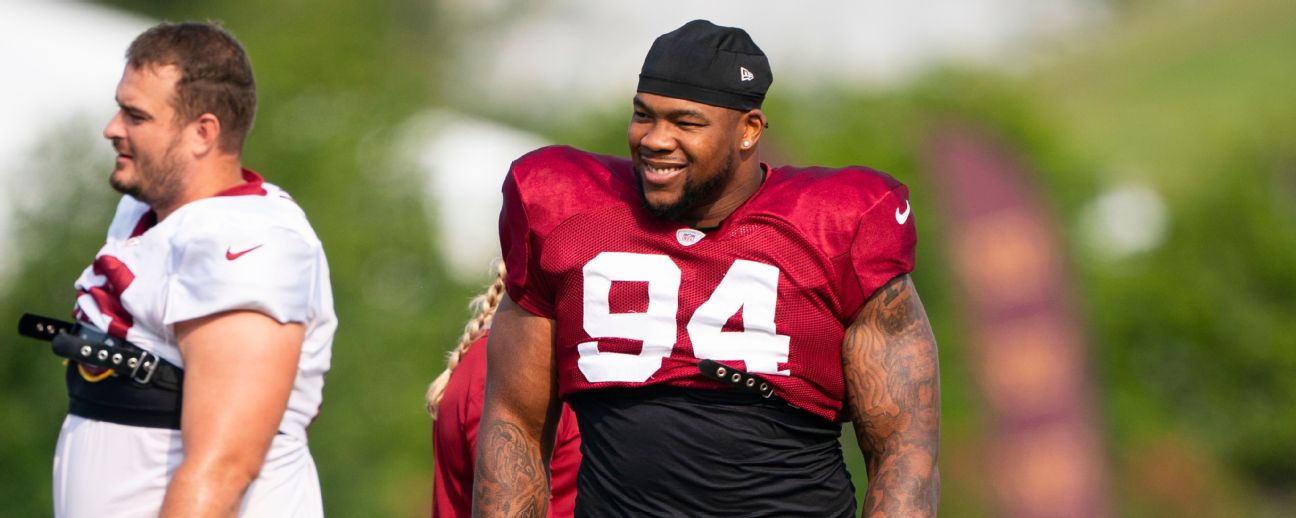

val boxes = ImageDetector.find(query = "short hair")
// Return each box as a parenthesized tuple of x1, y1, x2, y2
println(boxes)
(126, 21, 256, 153)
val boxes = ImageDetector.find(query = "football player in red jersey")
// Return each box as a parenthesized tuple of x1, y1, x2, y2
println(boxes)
(427, 262, 581, 518)
(476, 19, 940, 517)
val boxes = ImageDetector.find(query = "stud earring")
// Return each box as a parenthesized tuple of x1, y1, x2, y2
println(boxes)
(742, 140, 750, 148)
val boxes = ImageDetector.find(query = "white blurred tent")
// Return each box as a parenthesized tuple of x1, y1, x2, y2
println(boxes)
(0, 2, 152, 282)
(400, 110, 549, 280)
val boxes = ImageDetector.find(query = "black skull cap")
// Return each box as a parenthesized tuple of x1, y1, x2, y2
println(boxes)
(637, 19, 772, 111)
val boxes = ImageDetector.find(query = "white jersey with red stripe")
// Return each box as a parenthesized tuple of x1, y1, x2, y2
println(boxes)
(56, 170, 335, 517)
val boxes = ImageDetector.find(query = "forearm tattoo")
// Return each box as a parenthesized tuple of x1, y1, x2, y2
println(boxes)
(474, 421, 546, 517)
(843, 275, 941, 517)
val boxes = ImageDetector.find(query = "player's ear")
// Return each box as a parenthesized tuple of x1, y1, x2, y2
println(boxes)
(739, 109, 766, 152)
(190, 113, 222, 156)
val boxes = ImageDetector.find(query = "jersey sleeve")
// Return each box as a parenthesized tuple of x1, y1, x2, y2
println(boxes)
(163, 225, 318, 327)
(500, 165, 556, 318)
(846, 185, 917, 320)
(548, 403, 583, 516)
(463, 340, 487, 459)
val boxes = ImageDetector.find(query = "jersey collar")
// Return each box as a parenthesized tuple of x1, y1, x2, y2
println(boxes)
(130, 210, 158, 238)
(215, 169, 268, 197)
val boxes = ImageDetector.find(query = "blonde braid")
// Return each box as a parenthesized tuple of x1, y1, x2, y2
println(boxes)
(427, 260, 508, 419)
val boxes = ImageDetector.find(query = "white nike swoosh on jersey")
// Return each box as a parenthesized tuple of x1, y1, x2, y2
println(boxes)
(895, 200, 912, 224)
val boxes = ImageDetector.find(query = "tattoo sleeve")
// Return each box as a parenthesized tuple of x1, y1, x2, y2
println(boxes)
(843, 274, 941, 517)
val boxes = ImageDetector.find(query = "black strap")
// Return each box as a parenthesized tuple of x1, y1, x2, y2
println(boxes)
(696, 359, 779, 399)
(18, 313, 76, 340)
(18, 313, 183, 391)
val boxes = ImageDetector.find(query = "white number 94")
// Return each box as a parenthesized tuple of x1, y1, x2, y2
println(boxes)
(576, 251, 791, 383)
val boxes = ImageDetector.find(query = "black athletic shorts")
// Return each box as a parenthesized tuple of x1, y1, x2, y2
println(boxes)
(566, 385, 856, 517)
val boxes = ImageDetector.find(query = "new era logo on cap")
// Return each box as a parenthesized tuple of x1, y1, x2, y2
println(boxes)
(637, 19, 772, 110)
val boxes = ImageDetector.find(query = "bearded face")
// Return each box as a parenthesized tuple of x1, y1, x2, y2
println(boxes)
(103, 64, 190, 209)
(628, 93, 745, 225)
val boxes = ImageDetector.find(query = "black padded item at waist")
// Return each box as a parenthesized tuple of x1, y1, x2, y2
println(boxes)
(66, 362, 183, 429)
(567, 385, 856, 517)
(17, 314, 186, 429)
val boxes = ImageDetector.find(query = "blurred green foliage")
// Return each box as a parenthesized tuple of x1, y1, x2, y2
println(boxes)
(2, 0, 1293, 516)
(1027, 0, 1296, 513)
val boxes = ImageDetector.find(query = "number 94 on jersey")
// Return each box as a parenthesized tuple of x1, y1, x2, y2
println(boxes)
(576, 251, 791, 383)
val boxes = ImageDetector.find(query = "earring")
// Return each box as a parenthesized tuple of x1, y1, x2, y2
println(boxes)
(742, 140, 750, 148)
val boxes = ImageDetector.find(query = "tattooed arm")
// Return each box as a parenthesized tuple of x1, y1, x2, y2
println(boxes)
(473, 295, 562, 518)
(843, 274, 941, 517)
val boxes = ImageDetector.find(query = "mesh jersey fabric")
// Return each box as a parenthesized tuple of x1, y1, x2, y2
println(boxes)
(499, 146, 916, 422)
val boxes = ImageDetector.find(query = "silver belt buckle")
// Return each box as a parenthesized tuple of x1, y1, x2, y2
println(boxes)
(131, 350, 159, 385)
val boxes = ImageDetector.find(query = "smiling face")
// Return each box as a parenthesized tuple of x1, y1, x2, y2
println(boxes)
(102, 64, 190, 208)
(628, 92, 751, 224)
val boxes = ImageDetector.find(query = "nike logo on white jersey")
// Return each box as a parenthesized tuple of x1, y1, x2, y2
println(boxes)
(740, 67, 754, 82)
(895, 200, 912, 224)
(226, 244, 263, 261)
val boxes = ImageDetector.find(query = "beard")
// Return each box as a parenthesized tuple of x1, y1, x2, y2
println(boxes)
(638, 152, 736, 224)
(110, 136, 186, 209)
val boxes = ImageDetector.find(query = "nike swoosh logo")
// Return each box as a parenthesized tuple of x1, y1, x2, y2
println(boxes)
(895, 200, 912, 224)
(225, 245, 263, 261)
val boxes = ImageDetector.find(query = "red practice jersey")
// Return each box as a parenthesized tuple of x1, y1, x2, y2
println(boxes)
(501, 146, 915, 422)
(432, 332, 582, 518)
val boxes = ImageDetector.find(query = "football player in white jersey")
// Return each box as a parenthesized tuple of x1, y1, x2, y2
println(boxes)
(49, 22, 336, 518)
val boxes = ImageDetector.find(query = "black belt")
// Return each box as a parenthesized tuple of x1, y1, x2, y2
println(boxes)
(18, 313, 182, 391)
(697, 359, 779, 400)
(18, 313, 185, 429)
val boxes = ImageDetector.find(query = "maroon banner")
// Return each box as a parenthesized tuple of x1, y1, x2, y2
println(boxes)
(924, 123, 1110, 518)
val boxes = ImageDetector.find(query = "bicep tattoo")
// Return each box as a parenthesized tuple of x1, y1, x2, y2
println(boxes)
(842, 274, 941, 516)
